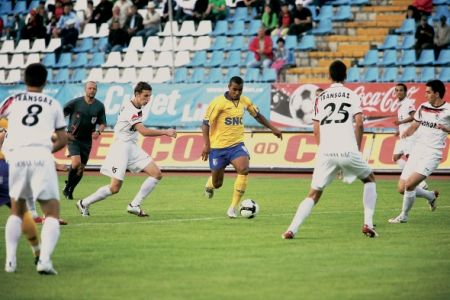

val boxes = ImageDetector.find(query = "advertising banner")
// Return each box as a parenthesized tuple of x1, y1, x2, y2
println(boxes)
(53, 132, 450, 173)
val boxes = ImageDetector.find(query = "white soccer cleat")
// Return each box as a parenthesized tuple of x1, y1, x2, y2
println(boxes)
(76, 200, 90, 217)
(204, 187, 214, 199)
(36, 260, 57, 275)
(4, 260, 16, 273)
(227, 207, 237, 218)
(388, 215, 408, 224)
(127, 204, 149, 217)
(429, 190, 439, 212)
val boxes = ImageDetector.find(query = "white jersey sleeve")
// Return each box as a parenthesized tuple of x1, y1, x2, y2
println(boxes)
(113, 100, 142, 143)
(414, 102, 450, 150)
(0, 92, 66, 152)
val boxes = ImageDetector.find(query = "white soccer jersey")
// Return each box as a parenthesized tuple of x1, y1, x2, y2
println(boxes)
(397, 98, 416, 134)
(413, 101, 450, 150)
(0, 92, 66, 152)
(313, 83, 362, 153)
(113, 100, 143, 143)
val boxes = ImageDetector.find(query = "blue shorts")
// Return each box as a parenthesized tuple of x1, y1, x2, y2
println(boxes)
(0, 159, 10, 206)
(209, 143, 250, 170)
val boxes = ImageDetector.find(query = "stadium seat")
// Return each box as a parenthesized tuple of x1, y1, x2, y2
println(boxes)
(0, 54, 8, 67)
(398, 66, 416, 82)
(229, 7, 248, 21)
(363, 67, 379, 82)
(103, 52, 122, 68)
(360, 50, 378, 66)
(395, 19, 415, 34)
(177, 36, 195, 51)
(30, 38, 46, 52)
(284, 35, 298, 50)
(91, 37, 108, 53)
(229, 36, 246, 51)
(177, 20, 196, 36)
(174, 68, 188, 83)
(137, 67, 154, 82)
(433, 5, 450, 21)
(127, 36, 144, 52)
(228, 21, 245, 36)
(102, 68, 121, 83)
(13, 1, 27, 14)
(415, 49, 435, 65)
(159, 21, 179, 36)
(29, 0, 40, 10)
(143, 36, 161, 52)
(0, 70, 5, 83)
(298, 35, 316, 51)
(154, 51, 174, 67)
(333, 6, 352, 21)
(79, 23, 97, 39)
(53, 69, 70, 83)
(211, 36, 228, 51)
(70, 53, 88, 68)
(159, 37, 177, 51)
(227, 67, 241, 78)
(205, 51, 224, 68)
(312, 18, 333, 35)
(261, 68, 277, 82)
(4, 69, 21, 84)
(211, 20, 228, 36)
(86, 52, 105, 67)
(152, 67, 171, 83)
(25, 52, 40, 65)
(194, 20, 212, 36)
(380, 50, 397, 66)
(194, 36, 211, 50)
(73, 37, 93, 53)
(381, 67, 398, 82)
(45, 38, 61, 52)
(244, 68, 261, 82)
(378, 35, 398, 50)
(314, 5, 333, 22)
(207, 68, 224, 83)
(0, 2, 12, 14)
(439, 67, 450, 81)
(86, 68, 103, 82)
(242, 52, 254, 67)
(43, 53, 56, 68)
(190, 68, 205, 83)
(174, 51, 190, 67)
(353, 0, 369, 4)
(246, 20, 262, 36)
(418, 67, 435, 82)
(7, 54, 25, 69)
(435, 49, 450, 65)
(189, 50, 207, 67)
(346, 66, 360, 82)
(397, 50, 415, 66)
(15, 39, 31, 53)
(138, 51, 156, 67)
(0, 40, 15, 54)
(222, 51, 242, 67)
(120, 50, 140, 67)
(119, 67, 138, 83)
(70, 68, 86, 83)
(397, 35, 415, 50)
(96, 23, 110, 38)
(55, 53, 72, 68)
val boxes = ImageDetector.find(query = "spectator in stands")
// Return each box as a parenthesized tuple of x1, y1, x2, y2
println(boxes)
(104, 20, 129, 53)
(415, 15, 434, 58)
(21, 9, 47, 40)
(90, 0, 113, 27)
(108, 6, 124, 27)
(434, 16, 450, 57)
(53, 2, 80, 37)
(176, 0, 197, 21)
(53, 0, 64, 20)
(406, 4, 421, 22)
(272, 2, 292, 38)
(192, 0, 209, 23)
(201, 0, 227, 23)
(54, 19, 79, 60)
(5, 14, 25, 43)
(288, 0, 312, 36)
(262, 4, 278, 33)
(113, 0, 134, 28)
(124, 5, 144, 40)
(248, 26, 274, 68)
(134, 0, 150, 9)
(161, 0, 178, 24)
(267, 0, 281, 17)
(137, 1, 161, 41)
(236, 0, 263, 18)
(412, 0, 433, 18)
(271, 37, 295, 81)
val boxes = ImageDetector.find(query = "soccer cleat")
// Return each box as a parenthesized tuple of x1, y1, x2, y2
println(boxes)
(36, 260, 57, 275)
(429, 190, 439, 212)
(362, 224, 379, 238)
(33, 216, 44, 224)
(204, 187, 214, 199)
(34, 256, 39, 266)
(282, 230, 295, 239)
(58, 218, 68, 225)
(4, 260, 16, 273)
(227, 207, 237, 218)
(388, 215, 408, 224)
(127, 204, 149, 217)
(76, 200, 90, 217)
(63, 181, 74, 200)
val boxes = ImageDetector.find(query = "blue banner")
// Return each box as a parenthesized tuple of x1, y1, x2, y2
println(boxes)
(0, 83, 270, 128)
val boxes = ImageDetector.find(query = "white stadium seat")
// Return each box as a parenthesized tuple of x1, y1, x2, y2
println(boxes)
(137, 67, 154, 82)
(103, 51, 122, 68)
(151, 67, 171, 83)
(138, 51, 156, 67)
(30, 39, 46, 52)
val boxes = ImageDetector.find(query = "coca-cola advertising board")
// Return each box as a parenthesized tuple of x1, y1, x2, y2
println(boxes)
(271, 83, 450, 128)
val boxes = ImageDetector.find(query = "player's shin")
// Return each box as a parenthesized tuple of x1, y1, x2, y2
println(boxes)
(230, 174, 247, 208)
(130, 177, 159, 207)
(401, 190, 416, 217)
(39, 217, 60, 263)
(363, 182, 377, 228)
(5, 215, 22, 271)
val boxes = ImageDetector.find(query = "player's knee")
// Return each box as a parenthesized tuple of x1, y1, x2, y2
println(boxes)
(212, 179, 223, 188)
(109, 185, 121, 194)
(361, 172, 376, 183)
(397, 182, 405, 194)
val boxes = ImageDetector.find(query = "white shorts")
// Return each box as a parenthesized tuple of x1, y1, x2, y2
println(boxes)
(311, 151, 372, 191)
(100, 141, 152, 181)
(401, 147, 442, 179)
(7, 148, 59, 205)
(393, 136, 414, 156)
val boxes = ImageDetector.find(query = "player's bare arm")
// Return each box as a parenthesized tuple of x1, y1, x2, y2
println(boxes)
(436, 124, 450, 133)
(394, 112, 415, 126)
(313, 120, 320, 145)
(254, 113, 283, 140)
(92, 123, 106, 140)
(401, 121, 420, 139)
(201, 122, 211, 161)
(52, 128, 68, 153)
(354, 113, 364, 151)
(135, 123, 177, 138)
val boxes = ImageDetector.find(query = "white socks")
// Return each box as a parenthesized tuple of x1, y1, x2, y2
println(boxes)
(288, 198, 315, 234)
(130, 177, 159, 207)
(401, 190, 416, 218)
(5, 215, 22, 269)
(363, 182, 377, 228)
(82, 185, 113, 207)
(415, 187, 435, 203)
(39, 217, 60, 263)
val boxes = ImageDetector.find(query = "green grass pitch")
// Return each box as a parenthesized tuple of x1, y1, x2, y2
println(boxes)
(0, 174, 449, 300)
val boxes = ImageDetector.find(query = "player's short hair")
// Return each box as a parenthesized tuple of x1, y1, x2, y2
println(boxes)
(395, 83, 407, 93)
(134, 82, 152, 95)
(229, 76, 244, 86)
(24, 63, 47, 87)
(329, 60, 347, 82)
(426, 80, 446, 98)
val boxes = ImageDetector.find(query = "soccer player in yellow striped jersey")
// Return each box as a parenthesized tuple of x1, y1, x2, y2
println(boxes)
(201, 76, 282, 218)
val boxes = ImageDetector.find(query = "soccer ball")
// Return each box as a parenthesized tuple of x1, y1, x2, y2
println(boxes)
(239, 199, 260, 218)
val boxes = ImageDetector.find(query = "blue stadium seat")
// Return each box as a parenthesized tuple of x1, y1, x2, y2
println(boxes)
(244, 68, 261, 82)
(211, 20, 228, 36)
(312, 19, 333, 35)
(189, 50, 207, 67)
(174, 68, 188, 83)
(353, 0, 370, 4)
(0, 2, 12, 14)
(298, 35, 316, 51)
(306, 5, 317, 21)
(92, 37, 108, 52)
(70, 68, 86, 83)
(46, 69, 54, 82)
(228, 7, 248, 21)
(380, 50, 397, 66)
(55, 53, 72, 68)
(314, 6, 333, 22)
(416, 49, 435, 65)
(433, 5, 450, 21)
(397, 50, 415, 66)
(227, 67, 241, 78)
(43, 53, 56, 68)
(398, 66, 416, 82)
(333, 6, 352, 21)
(13, 1, 27, 14)
(438, 67, 450, 81)
(418, 67, 435, 82)
(228, 21, 245, 36)
(211, 36, 227, 51)
(346, 66, 360, 82)
(222, 51, 241, 67)
(246, 20, 261, 36)
(360, 50, 378, 66)
(29, 1, 40, 10)
(284, 35, 298, 50)
(395, 19, 415, 34)
(363, 67, 379, 82)
(229, 36, 246, 51)
(207, 68, 224, 83)
(397, 35, 415, 50)
(53, 69, 69, 83)
(73, 38, 93, 53)
(241, 52, 254, 67)
(69, 53, 88, 68)
(381, 67, 398, 82)
(432, 0, 448, 4)
(378, 35, 398, 50)
(190, 68, 205, 83)
(332, 0, 350, 4)
(204, 51, 224, 67)
(261, 68, 277, 82)
(435, 49, 450, 65)
(86, 52, 105, 67)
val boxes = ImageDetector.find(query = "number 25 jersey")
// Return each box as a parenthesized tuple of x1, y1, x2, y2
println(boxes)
(313, 83, 362, 153)
(0, 92, 66, 152)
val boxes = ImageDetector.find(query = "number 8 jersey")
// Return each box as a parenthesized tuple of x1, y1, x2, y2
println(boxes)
(313, 83, 362, 153)
(0, 92, 66, 152)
